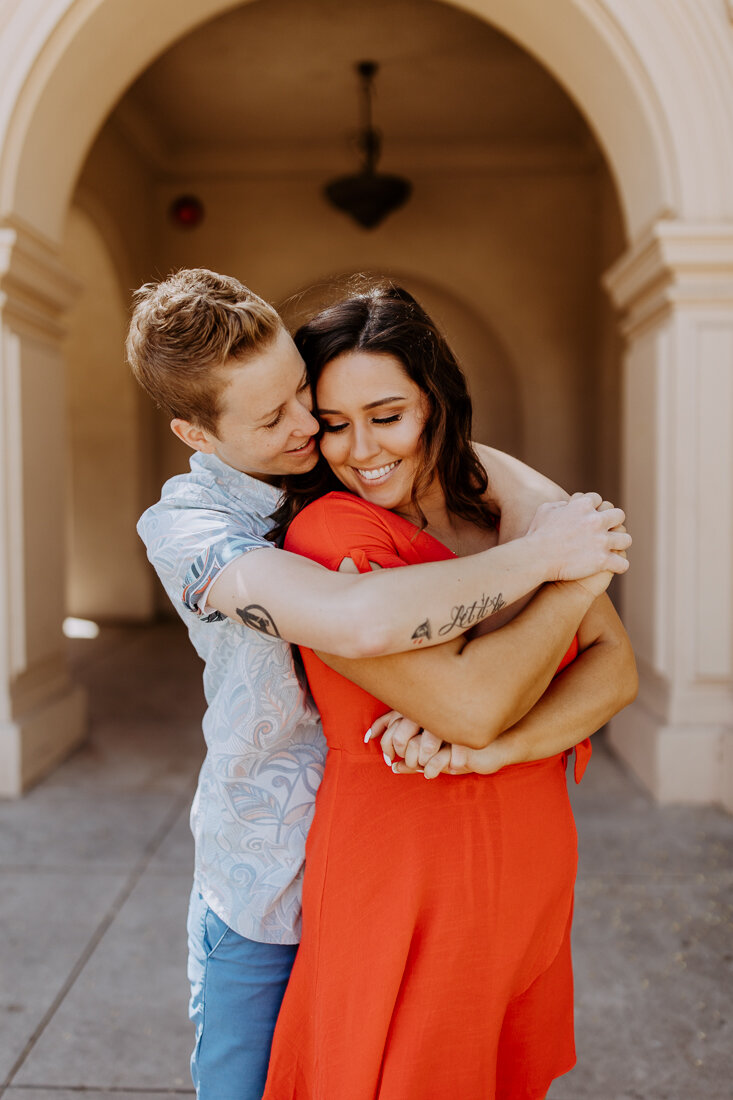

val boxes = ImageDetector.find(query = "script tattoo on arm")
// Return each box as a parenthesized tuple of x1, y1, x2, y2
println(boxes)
(236, 604, 281, 638)
(438, 593, 506, 637)
(411, 619, 432, 645)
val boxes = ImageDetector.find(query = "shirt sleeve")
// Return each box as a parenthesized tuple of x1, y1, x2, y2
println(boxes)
(138, 499, 274, 623)
(284, 493, 409, 574)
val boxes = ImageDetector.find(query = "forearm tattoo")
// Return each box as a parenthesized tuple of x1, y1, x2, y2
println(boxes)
(438, 593, 506, 637)
(236, 604, 281, 638)
(411, 619, 432, 645)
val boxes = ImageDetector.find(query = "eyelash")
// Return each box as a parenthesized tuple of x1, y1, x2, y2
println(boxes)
(321, 413, 402, 434)
(263, 383, 311, 429)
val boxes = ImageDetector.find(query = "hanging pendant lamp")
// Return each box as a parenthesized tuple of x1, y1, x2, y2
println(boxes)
(324, 61, 412, 230)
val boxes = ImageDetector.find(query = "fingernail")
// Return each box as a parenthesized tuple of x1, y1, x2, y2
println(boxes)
(391, 763, 401, 774)
(383, 752, 392, 766)
(364, 727, 373, 743)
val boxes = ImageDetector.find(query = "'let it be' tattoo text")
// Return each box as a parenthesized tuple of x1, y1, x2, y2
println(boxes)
(439, 592, 506, 637)
(410, 592, 506, 646)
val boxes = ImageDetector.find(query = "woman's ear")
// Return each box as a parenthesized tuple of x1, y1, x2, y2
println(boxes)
(170, 418, 216, 453)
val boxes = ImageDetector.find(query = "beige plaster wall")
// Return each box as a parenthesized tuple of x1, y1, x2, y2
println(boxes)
(74, 121, 158, 293)
(61, 205, 155, 621)
(152, 164, 617, 492)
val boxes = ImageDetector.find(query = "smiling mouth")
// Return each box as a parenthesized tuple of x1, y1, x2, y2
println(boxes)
(354, 460, 401, 483)
(287, 438, 315, 454)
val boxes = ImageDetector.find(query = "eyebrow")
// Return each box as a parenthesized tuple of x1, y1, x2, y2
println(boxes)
(256, 369, 309, 424)
(318, 395, 407, 415)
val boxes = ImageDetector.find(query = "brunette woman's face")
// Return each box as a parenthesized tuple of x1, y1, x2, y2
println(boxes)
(316, 350, 430, 513)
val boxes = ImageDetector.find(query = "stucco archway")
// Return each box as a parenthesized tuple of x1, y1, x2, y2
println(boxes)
(1, 0, 732, 802)
(1, 0, 719, 244)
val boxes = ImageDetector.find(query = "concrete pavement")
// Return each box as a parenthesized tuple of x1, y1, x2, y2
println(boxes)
(0, 621, 730, 1099)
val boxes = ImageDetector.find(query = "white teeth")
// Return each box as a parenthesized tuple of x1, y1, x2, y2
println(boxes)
(356, 461, 400, 481)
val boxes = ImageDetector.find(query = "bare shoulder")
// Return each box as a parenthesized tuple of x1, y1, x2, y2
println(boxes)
(472, 443, 568, 542)
(473, 443, 568, 506)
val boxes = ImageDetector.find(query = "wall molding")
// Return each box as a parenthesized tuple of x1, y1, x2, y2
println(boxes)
(603, 220, 733, 335)
(0, 214, 80, 336)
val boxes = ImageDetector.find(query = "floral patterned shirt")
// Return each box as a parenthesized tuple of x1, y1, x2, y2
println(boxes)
(137, 452, 325, 944)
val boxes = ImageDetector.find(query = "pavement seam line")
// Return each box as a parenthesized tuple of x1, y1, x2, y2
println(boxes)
(0, 785, 195, 1096)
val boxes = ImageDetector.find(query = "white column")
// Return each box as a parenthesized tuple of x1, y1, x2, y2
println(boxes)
(604, 221, 733, 809)
(0, 216, 86, 795)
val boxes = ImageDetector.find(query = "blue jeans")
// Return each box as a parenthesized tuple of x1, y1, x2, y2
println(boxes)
(187, 888, 298, 1100)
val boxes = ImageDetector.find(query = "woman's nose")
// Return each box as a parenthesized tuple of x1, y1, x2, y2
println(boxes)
(349, 423, 379, 462)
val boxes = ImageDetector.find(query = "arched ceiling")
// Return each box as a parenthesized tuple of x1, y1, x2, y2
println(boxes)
(112, 0, 597, 172)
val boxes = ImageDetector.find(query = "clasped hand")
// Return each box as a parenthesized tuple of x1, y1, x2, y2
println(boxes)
(366, 711, 501, 778)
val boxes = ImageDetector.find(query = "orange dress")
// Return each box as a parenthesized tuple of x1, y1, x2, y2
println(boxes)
(263, 492, 590, 1100)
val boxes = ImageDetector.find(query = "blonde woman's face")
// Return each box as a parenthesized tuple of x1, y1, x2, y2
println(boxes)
(182, 327, 321, 482)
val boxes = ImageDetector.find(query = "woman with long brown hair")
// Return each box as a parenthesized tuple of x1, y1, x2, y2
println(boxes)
(263, 285, 636, 1099)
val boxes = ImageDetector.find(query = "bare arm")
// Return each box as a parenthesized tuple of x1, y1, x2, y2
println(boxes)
(471, 443, 573, 629)
(317, 577, 600, 749)
(207, 490, 629, 659)
(425, 593, 638, 776)
(473, 443, 569, 539)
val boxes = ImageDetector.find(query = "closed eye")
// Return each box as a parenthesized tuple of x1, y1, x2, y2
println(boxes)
(319, 412, 402, 433)
(263, 409, 284, 429)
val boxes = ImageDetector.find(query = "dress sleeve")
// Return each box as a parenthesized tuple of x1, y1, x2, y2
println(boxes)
(284, 493, 409, 574)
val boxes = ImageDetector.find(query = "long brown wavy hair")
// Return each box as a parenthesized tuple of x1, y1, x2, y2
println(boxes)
(268, 283, 498, 542)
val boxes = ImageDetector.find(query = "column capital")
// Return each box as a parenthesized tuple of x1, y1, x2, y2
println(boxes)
(0, 214, 80, 337)
(603, 220, 733, 336)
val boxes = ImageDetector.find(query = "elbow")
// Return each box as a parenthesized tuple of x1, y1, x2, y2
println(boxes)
(333, 609, 394, 661)
(621, 649, 639, 709)
(344, 628, 393, 661)
(603, 641, 639, 717)
(443, 666, 522, 749)
(462, 729, 499, 751)
(614, 635, 639, 710)
(317, 583, 396, 660)
(444, 706, 506, 751)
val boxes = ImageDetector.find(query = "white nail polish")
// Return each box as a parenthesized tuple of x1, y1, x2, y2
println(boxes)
(364, 727, 372, 743)
(391, 763, 401, 774)
(383, 752, 392, 766)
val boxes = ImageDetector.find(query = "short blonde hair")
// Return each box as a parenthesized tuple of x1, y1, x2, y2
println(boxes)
(126, 268, 282, 433)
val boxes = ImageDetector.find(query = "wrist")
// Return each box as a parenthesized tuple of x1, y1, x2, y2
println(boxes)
(470, 732, 520, 774)
(512, 532, 555, 589)
(492, 731, 526, 769)
(548, 577, 596, 611)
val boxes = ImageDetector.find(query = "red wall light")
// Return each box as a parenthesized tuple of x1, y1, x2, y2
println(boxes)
(169, 194, 205, 228)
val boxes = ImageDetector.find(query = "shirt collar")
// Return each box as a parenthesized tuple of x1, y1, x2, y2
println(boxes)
(192, 451, 283, 514)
